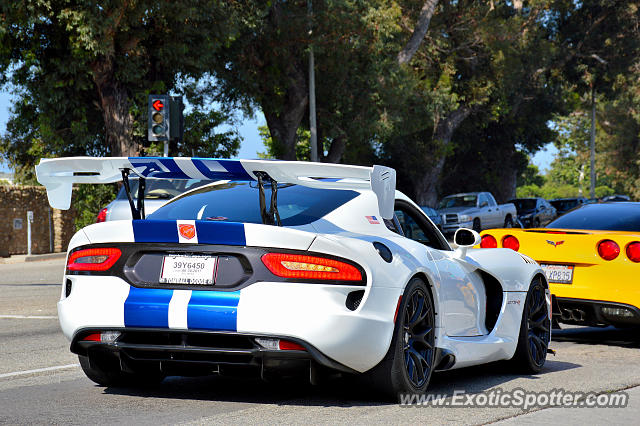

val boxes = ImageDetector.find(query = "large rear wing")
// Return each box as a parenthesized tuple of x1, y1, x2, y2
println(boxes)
(35, 157, 396, 219)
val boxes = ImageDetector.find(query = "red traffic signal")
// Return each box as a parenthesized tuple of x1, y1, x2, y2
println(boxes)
(152, 100, 164, 111)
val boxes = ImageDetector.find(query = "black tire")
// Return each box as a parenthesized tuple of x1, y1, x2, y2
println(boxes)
(533, 218, 541, 228)
(511, 277, 551, 373)
(362, 278, 436, 398)
(472, 218, 481, 232)
(504, 216, 513, 228)
(79, 355, 165, 387)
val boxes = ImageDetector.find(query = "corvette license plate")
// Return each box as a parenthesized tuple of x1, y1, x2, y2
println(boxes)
(540, 263, 574, 284)
(160, 255, 218, 285)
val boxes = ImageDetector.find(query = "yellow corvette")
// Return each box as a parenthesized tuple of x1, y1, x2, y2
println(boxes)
(477, 202, 640, 327)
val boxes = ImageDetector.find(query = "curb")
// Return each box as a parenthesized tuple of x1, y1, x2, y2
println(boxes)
(0, 252, 66, 264)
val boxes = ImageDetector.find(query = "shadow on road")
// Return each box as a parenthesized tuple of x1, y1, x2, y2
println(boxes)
(100, 357, 579, 406)
(552, 325, 640, 348)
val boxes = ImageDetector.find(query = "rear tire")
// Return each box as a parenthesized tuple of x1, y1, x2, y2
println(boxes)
(79, 355, 165, 387)
(504, 216, 514, 228)
(472, 218, 481, 232)
(511, 277, 550, 373)
(361, 278, 435, 399)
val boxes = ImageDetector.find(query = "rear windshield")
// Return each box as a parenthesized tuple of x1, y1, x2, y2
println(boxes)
(147, 181, 359, 226)
(511, 199, 537, 211)
(546, 203, 640, 231)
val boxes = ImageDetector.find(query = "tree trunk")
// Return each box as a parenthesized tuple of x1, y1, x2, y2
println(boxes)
(397, 0, 440, 65)
(414, 106, 472, 205)
(322, 133, 346, 163)
(91, 59, 139, 157)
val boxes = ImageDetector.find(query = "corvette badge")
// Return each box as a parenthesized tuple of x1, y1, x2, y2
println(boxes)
(546, 239, 564, 247)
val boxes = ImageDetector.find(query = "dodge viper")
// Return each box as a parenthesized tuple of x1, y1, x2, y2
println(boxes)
(36, 157, 551, 397)
(479, 202, 640, 328)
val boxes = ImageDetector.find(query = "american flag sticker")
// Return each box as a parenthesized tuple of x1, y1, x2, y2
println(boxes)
(366, 216, 380, 224)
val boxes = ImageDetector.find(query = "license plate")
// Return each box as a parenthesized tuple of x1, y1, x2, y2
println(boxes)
(160, 255, 218, 285)
(540, 263, 574, 284)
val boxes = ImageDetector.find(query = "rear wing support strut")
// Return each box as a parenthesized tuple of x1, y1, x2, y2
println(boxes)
(121, 169, 146, 220)
(255, 171, 281, 226)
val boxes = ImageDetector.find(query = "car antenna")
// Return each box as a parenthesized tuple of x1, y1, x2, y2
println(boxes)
(255, 171, 281, 226)
(120, 168, 146, 220)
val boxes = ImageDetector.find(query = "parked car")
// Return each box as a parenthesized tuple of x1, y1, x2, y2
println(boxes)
(549, 197, 587, 215)
(437, 192, 517, 234)
(36, 156, 550, 397)
(479, 202, 640, 328)
(509, 197, 557, 228)
(96, 178, 208, 222)
(420, 206, 443, 230)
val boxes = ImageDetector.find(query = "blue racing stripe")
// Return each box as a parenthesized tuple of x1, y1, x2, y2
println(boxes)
(124, 286, 173, 328)
(191, 158, 254, 181)
(195, 221, 246, 245)
(187, 290, 240, 331)
(128, 157, 190, 179)
(132, 220, 179, 243)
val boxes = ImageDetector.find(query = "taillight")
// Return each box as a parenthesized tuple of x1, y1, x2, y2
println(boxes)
(626, 242, 640, 262)
(96, 207, 107, 223)
(261, 253, 363, 282)
(67, 248, 121, 271)
(597, 240, 620, 261)
(502, 235, 520, 251)
(480, 234, 497, 248)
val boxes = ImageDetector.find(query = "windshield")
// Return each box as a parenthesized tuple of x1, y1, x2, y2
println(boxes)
(550, 199, 580, 212)
(511, 199, 537, 212)
(117, 179, 208, 200)
(438, 195, 477, 209)
(148, 181, 359, 226)
(546, 203, 640, 231)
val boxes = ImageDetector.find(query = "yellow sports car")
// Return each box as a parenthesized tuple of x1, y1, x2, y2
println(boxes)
(477, 202, 640, 327)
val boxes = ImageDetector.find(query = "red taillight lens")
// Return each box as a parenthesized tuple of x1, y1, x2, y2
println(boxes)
(597, 240, 620, 261)
(626, 242, 640, 262)
(502, 235, 520, 251)
(480, 235, 497, 248)
(82, 333, 101, 341)
(261, 253, 363, 282)
(96, 207, 107, 223)
(67, 248, 121, 271)
(278, 340, 306, 351)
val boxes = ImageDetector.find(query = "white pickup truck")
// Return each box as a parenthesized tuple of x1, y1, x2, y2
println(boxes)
(437, 192, 517, 234)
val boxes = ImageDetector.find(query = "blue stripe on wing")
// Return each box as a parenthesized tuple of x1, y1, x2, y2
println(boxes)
(127, 157, 254, 181)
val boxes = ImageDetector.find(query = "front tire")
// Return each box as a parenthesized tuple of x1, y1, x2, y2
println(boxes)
(362, 278, 435, 398)
(511, 277, 550, 373)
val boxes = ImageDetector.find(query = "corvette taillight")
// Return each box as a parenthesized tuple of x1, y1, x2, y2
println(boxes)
(261, 253, 363, 282)
(626, 242, 640, 262)
(502, 235, 520, 252)
(96, 207, 107, 223)
(67, 248, 121, 271)
(597, 240, 620, 261)
(480, 234, 497, 248)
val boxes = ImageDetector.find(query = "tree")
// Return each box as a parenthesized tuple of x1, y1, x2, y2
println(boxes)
(0, 1, 240, 181)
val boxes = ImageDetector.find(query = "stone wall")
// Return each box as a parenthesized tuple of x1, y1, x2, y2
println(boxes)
(0, 186, 76, 256)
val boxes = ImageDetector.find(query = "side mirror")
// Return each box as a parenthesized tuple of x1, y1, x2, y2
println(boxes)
(453, 228, 481, 258)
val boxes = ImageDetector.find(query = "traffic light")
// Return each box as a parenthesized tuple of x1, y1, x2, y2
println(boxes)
(148, 94, 170, 141)
(169, 96, 184, 141)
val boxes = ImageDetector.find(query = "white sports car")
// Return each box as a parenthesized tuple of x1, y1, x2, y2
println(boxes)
(36, 157, 551, 397)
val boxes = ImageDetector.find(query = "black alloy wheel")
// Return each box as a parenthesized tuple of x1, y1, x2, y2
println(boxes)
(512, 277, 550, 373)
(401, 287, 435, 388)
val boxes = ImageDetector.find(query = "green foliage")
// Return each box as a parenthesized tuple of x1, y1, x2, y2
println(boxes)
(0, 1, 243, 180)
(0, 179, 10, 185)
(73, 184, 118, 231)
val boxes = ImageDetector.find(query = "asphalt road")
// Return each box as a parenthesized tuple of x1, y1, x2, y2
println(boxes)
(1, 259, 639, 425)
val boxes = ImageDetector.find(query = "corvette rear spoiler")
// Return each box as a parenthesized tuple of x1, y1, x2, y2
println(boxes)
(35, 156, 396, 220)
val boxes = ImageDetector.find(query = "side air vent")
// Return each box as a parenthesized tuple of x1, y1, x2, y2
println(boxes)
(518, 253, 537, 265)
(345, 290, 365, 311)
(479, 271, 503, 333)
